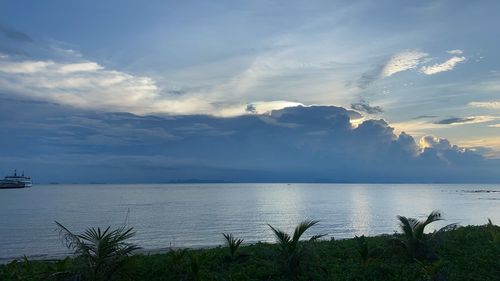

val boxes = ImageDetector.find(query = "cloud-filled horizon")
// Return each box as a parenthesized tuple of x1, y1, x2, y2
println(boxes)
(0, 0, 499, 181)
(0, 96, 498, 183)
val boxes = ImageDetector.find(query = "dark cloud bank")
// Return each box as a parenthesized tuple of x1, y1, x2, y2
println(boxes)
(1, 95, 499, 183)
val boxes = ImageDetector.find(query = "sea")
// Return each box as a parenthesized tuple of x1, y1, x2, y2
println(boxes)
(0, 183, 499, 262)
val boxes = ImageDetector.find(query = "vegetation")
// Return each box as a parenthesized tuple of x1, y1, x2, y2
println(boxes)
(396, 210, 446, 260)
(354, 235, 382, 267)
(55, 221, 140, 281)
(222, 233, 244, 261)
(268, 220, 325, 276)
(1, 215, 499, 281)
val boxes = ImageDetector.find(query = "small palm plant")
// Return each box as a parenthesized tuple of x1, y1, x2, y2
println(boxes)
(222, 233, 243, 261)
(396, 210, 442, 260)
(56, 221, 140, 281)
(268, 220, 323, 274)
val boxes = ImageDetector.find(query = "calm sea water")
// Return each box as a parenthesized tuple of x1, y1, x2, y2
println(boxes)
(0, 183, 499, 262)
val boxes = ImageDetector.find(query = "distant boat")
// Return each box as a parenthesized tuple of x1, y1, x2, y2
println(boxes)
(0, 170, 33, 189)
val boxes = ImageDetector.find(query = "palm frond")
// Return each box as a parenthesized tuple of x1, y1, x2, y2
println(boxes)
(55, 221, 139, 281)
(397, 216, 415, 240)
(268, 224, 291, 246)
(415, 210, 442, 238)
(309, 233, 327, 241)
(292, 220, 319, 244)
(55, 221, 87, 255)
(268, 220, 321, 275)
(222, 233, 244, 259)
(396, 210, 444, 260)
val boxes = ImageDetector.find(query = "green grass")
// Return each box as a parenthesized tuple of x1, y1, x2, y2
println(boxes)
(1, 224, 499, 281)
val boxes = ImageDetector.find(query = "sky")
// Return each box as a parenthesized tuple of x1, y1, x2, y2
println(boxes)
(0, 0, 499, 182)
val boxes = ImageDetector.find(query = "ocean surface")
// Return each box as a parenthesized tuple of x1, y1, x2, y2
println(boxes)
(1, 183, 499, 262)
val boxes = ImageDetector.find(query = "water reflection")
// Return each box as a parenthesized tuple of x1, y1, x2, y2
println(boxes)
(254, 184, 305, 242)
(0, 183, 499, 261)
(349, 186, 372, 236)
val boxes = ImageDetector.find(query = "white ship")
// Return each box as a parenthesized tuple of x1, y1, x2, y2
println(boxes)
(0, 170, 32, 189)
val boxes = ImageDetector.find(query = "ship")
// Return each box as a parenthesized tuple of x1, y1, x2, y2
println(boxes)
(0, 170, 33, 189)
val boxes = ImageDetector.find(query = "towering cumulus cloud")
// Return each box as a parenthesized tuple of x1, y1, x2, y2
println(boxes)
(0, 97, 498, 183)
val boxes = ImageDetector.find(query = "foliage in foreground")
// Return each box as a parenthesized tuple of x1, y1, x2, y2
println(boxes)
(396, 210, 455, 260)
(55, 221, 140, 281)
(1, 222, 499, 281)
(268, 220, 325, 276)
(222, 233, 244, 261)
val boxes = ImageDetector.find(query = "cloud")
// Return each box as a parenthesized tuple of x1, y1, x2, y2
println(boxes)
(434, 117, 476, 125)
(434, 116, 499, 125)
(0, 25, 320, 116)
(447, 49, 463, 55)
(217, 101, 304, 116)
(469, 101, 500, 109)
(420, 56, 466, 75)
(0, 56, 258, 115)
(0, 58, 174, 114)
(459, 137, 500, 159)
(391, 115, 500, 137)
(0, 60, 55, 73)
(350, 99, 383, 114)
(382, 50, 428, 77)
(245, 104, 257, 113)
(0, 46, 336, 116)
(413, 115, 438, 119)
(1, 99, 498, 183)
(0, 24, 33, 42)
(356, 64, 384, 89)
(419, 135, 454, 150)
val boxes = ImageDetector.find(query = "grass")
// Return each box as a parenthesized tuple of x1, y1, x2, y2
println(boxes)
(1, 221, 499, 280)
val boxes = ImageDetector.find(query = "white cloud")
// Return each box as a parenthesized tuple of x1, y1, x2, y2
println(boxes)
(382, 50, 428, 77)
(420, 56, 465, 75)
(419, 135, 454, 150)
(447, 49, 463, 55)
(0, 60, 55, 74)
(0, 58, 201, 115)
(489, 124, 500, 128)
(57, 62, 103, 73)
(0, 57, 313, 116)
(217, 101, 304, 116)
(469, 101, 500, 109)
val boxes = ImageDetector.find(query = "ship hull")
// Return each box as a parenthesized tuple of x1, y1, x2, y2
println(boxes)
(0, 182, 28, 189)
